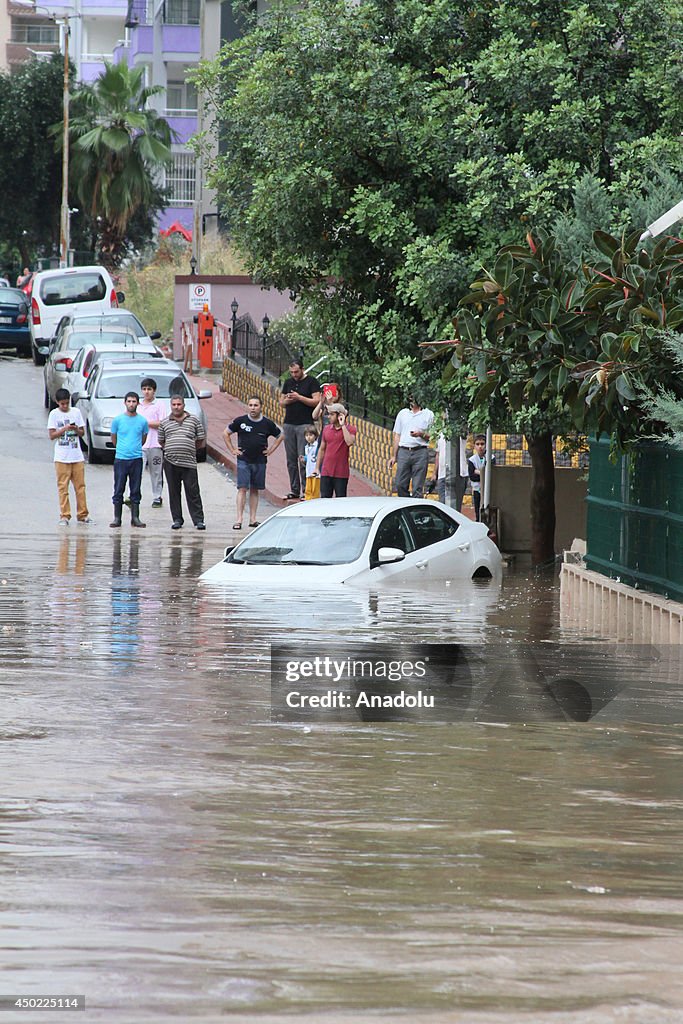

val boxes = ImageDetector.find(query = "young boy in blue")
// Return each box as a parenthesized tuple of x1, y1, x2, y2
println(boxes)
(110, 392, 148, 528)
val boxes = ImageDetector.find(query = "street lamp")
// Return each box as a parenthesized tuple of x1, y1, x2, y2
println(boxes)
(261, 314, 270, 376)
(189, 255, 197, 275)
(230, 298, 238, 359)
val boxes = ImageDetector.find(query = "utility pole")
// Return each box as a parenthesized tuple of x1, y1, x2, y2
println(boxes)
(59, 17, 70, 268)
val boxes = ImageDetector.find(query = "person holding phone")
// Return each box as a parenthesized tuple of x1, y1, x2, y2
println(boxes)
(47, 388, 92, 525)
(315, 403, 357, 497)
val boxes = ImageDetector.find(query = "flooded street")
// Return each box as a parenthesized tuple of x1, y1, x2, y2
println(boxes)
(1, 360, 683, 1022)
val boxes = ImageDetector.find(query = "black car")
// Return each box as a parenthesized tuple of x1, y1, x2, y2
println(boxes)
(0, 287, 30, 356)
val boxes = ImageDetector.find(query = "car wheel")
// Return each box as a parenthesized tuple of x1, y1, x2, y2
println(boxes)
(86, 428, 102, 464)
(18, 345, 31, 359)
(32, 344, 46, 367)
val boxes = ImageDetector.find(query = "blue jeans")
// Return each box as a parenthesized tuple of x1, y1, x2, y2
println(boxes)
(113, 457, 143, 506)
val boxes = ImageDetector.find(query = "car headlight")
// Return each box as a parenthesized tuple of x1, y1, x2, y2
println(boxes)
(101, 416, 113, 430)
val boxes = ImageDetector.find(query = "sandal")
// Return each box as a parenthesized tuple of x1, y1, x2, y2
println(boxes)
(249, 521, 260, 528)
(232, 523, 242, 530)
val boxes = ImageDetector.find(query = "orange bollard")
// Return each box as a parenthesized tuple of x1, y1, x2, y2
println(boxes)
(195, 303, 215, 369)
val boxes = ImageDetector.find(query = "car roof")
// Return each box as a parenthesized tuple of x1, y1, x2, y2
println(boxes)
(95, 356, 180, 371)
(66, 310, 143, 324)
(275, 497, 461, 518)
(0, 287, 27, 301)
(68, 323, 135, 335)
(33, 266, 111, 280)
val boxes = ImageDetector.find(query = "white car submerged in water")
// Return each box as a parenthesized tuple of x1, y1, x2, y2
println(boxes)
(200, 497, 502, 587)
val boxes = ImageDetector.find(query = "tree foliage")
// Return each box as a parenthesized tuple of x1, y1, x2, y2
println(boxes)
(197, 0, 683, 394)
(64, 61, 174, 268)
(0, 55, 65, 266)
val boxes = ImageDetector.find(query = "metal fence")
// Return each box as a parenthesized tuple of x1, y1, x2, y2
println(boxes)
(229, 319, 399, 429)
(585, 438, 683, 601)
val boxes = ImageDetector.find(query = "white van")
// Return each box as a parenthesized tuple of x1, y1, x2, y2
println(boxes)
(29, 266, 124, 366)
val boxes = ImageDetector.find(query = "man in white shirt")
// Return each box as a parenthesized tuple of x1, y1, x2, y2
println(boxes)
(47, 387, 92, 525)
(388, 395, 435, 498)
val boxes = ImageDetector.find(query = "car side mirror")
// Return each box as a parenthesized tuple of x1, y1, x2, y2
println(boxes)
(198, 390, 212, 399)
(38, 346, 50, 356)
(116, 291, 125, 304)
(150, 331, 161, 341)
(71, 392, 81, 403)
(223, 545, 236, 559)
(377, 546, 405, 564)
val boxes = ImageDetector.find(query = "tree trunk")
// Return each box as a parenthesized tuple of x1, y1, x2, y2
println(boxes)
(525, 431, 556, 567)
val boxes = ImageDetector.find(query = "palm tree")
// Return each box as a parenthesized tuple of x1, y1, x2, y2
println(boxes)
(66, 61, 175, 268)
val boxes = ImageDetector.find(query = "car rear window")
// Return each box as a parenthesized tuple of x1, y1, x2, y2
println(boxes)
(0, 289, 27, 308)
(40, 273, 107, 306)
(72, 313, 145, 337)
(66, 330, 136, 350)
(96, 372, 193, 399)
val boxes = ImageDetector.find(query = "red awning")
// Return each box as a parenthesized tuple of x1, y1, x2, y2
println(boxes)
(159, 221, 192, 242)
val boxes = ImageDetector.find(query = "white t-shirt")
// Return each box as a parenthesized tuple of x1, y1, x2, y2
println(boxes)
(139, 399, 168, 450)
(393, 407, 435, 448)
(47, 407, 85, 464)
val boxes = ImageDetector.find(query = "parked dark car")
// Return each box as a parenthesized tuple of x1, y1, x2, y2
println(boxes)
(0, 287, 31, 356)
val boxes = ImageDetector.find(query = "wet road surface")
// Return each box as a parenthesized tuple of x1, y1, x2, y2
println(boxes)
(1, 357, 683, 1022)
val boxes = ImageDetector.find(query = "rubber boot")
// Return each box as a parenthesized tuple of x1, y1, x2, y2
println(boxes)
(110, 503, 122, 529)
(130, 502, 146, 528)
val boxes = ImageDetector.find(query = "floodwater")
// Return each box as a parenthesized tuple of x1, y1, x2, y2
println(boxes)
(1, 532, 683, 1023)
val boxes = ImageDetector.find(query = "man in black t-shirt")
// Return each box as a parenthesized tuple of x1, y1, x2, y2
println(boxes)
(224, 396, 283, 529)
(278, 359, 321, 499)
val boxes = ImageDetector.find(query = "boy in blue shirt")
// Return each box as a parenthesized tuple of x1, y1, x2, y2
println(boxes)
(110, 392, 148, 528)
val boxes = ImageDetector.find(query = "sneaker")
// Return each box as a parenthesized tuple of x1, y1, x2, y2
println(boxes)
(285, 493, 300, 500)
(194, 522, 206, 531)
(58, 517, 69, 526)
(77, 517, 94, 524)
(171, 520, 183, 530)
(151, 498, 163, 508)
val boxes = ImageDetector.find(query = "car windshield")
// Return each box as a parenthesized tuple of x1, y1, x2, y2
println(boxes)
(40, 273, 107, 305)
(66, 330, 136, 351)
(229, 516, 374, 565)
(96, 371, 193, 399)
(0, 288, 27, 307)
(71, 313, 145, 338)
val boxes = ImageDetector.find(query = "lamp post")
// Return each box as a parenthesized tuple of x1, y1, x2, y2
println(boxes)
(261, 314, 269, 376)
(230, 298, 238, 359)
(189, 255, 197, 275)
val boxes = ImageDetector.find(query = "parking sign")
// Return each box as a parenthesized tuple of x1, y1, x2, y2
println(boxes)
(189, 282, 212, 310)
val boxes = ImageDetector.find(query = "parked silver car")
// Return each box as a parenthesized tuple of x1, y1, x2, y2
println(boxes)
(74, 357, 212, 463)
(48, 309, 162, 349)
(65, 343, 164, 399)
(43, 324, 155, 408)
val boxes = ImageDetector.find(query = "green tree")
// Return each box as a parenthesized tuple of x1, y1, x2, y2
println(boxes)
(437, 229, 683, 564)
(195, 0, 683, 395)
(0, 55, 65, 266)
(64, 61, 174, 269)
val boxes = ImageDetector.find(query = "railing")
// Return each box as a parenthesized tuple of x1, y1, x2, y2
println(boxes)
(164, 107, 198, 117)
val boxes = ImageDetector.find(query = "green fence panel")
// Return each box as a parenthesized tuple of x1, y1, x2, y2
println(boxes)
(586, 439, 683, 601)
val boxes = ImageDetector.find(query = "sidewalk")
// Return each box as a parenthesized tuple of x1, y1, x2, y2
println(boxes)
(189, 370, 382, 508)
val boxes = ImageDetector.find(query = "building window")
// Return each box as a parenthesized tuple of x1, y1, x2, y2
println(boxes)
(11, 22, 60, 44)
(163, 0, 200, 25)
(166, 80, 198, 115)
(164, 153, 196, 206)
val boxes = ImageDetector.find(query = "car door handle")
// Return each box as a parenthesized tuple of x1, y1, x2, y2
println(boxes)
(457, 542, 470, 551)
(415, 560, 428, 569)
